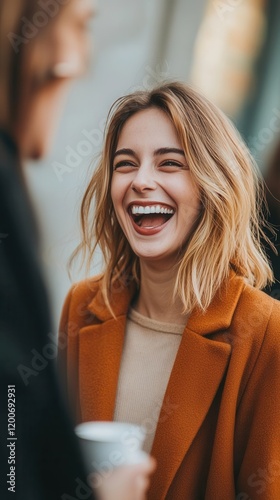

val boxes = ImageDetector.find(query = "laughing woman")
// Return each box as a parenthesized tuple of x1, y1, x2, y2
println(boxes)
(59, 82, 280, 499)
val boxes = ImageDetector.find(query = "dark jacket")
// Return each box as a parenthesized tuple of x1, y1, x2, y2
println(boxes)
(0, 131, 92, 500)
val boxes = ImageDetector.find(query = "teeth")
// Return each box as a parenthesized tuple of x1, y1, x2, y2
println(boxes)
(130, 205, 175, 215)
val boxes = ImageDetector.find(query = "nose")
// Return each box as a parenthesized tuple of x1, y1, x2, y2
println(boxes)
(131, 164, 157, 193)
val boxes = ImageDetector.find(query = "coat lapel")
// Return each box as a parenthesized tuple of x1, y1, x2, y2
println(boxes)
(148, 271, 245, 498)
(148, 328, 231, 499)
(78, 271, 245, 498)
(78, 316, 127, 422)
(77, 280, 135, 422)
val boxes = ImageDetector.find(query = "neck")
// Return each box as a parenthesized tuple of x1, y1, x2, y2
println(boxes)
(133, 260, 188, 324)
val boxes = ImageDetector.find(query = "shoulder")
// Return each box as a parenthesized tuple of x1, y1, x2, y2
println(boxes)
(69, 274, 103, 299)
(63, 274, 103, 310)
(231, 283, 280, 353)
(222, 284, 280, 406)
(236, 283, 280, 324)
(60, 273, 136, 328)
(60, 274, 104, 327)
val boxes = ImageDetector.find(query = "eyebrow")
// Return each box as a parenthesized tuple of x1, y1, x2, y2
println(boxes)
(154, 147, 185, 157)
(113, 148, 136, 159)
(113, 147, 185, 159)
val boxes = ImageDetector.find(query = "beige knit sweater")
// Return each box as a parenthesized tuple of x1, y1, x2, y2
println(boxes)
(113, 307, 185, 453)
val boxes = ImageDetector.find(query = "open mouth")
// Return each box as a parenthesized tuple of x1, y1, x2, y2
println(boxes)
(128, 204, 175, 229)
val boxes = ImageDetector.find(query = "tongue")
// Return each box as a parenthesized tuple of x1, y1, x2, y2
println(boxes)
(139, 214, 167, 228)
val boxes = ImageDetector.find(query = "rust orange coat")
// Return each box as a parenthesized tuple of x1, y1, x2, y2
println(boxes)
(58, 272, 280, 499)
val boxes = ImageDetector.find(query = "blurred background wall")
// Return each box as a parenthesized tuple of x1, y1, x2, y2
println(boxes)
(25, 0, 280, 327)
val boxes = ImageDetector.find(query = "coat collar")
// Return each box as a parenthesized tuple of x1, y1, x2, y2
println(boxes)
(87, 270, 245, 334)
(82, 270, 245, 498)
(86, 276, 135, 321)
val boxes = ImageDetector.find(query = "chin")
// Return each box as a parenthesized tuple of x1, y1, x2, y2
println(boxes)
(135, 250, 176, 265)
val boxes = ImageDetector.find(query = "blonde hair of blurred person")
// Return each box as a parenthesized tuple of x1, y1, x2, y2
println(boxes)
(0, 1, 155, 499)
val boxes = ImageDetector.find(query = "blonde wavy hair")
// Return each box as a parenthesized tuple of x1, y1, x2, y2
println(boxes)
(72, 81, 273, 314)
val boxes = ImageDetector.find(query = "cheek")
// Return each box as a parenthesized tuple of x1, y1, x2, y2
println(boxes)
(173, 186, 201, 225)
(110, 182, 125, 229)
(182, 201, 201, 225)
(110, 177, 120, 211)
(170, 182, 200, 210)
(111, 175, 130, 209)
(17, 81, 70, 159)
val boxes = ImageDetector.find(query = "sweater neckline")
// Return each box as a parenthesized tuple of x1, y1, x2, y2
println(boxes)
(128, 307, 186, 335)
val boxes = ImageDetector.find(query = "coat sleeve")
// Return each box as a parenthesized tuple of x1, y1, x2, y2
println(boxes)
(235, 300, 280, 498)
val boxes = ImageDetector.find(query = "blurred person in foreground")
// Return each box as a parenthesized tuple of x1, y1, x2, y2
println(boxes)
(0, 1, 155, 499)
(59, 82, 280, 499)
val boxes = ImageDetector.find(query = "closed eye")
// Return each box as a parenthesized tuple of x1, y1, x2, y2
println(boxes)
(113, 160, 189, 171)
(160, 160, 188, 170)
(113, 161, 137, 171)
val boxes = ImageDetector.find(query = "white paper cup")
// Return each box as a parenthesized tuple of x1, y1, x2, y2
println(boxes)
(75, 421, 147, 473)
